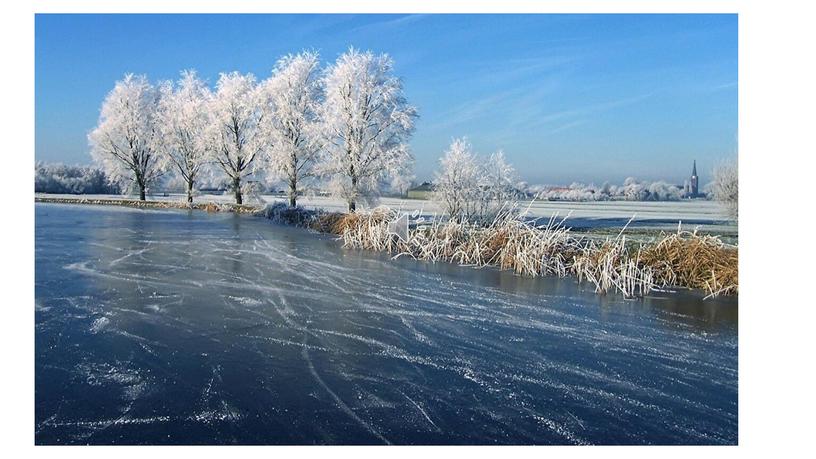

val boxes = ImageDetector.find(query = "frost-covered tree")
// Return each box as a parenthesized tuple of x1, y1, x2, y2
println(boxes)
(620, 177, 647, 201)
(88, 74, 165, 200)
(433, 138, 518, 224)
(433, 138, 480, 221)
(260, 51, 324, 207)
(646, 180, 684, 201)
(477, 150, 517, 218)
(713, 158, 738, 218)
(321, 48, 417, 212)
(156, 70, 212, 203)
(205, 72, 267, 205)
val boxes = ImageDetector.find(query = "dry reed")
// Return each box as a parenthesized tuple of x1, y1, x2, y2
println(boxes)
(572, 238, 655, 298)
(640, 228, 738, 298)
(327, 207, 737, 299)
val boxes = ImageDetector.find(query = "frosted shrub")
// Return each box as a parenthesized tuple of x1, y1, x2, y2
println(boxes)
(432, 138, 519, 225)
(712, 158, 738, 219)
(258, 202, 318, 227)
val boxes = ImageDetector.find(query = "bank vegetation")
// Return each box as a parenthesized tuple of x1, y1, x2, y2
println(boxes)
(259, 202, 738, 299)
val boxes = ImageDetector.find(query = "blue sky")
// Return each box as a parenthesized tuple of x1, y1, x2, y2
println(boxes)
(35, 14, 737, 185)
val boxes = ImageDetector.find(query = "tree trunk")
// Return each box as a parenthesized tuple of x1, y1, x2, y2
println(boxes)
(348, 174, 357, 213)
(233, 176, 242, 205)
(139, 184, 146, 201)
(186, 180, 194, 204)
(289, 177, 297, 208)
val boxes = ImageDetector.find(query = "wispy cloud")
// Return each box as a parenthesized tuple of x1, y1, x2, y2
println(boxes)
(349, 14, 427, 34)
(542, 120, 587, 137)
(427, 78, 652, 142)
(428, 87, 529, 130)
(423, 54, 581, 130)
(709, 81, 738, 92)
(480, 93, 653, 145)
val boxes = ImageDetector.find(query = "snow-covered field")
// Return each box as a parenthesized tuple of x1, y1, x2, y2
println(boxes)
(37, 192, 738, 233)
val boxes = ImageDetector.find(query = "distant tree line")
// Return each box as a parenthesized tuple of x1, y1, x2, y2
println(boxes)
(35, 162, 121, 194)
(523, 178, 688, 202)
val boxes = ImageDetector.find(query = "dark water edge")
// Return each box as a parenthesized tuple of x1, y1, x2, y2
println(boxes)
(35, 203, 737, 445)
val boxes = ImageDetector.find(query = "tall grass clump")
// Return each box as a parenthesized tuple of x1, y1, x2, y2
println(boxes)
(340, 207, 401, 252)
(640, 228, 738, 297)
(572, 237, 656, 298)
(481, 214, 579, 277)
(352, 210, 581, 278)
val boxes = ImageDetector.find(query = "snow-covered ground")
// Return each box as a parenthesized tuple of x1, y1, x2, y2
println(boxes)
(38, 192, 737, 234)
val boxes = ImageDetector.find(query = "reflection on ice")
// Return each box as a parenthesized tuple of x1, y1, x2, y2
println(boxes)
(36, 203, 737, 445)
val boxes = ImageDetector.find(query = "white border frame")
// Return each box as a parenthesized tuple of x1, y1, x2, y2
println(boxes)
(5, 1, 816, 457)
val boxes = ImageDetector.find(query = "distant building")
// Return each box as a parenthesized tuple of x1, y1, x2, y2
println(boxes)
(684, 160, 700, 198)
(407, 182, 435, 200)
(690, 160, 699, 196)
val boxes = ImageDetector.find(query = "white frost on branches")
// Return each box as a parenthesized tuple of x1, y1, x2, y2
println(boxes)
(433, 137, 518, 224)
(260, 51, 324, 207)
(320, 48, 417, 212)
(88, 74, 166, 200)
(35, 162, 121, 194)
(712, 157, 738, 218)
(204, 72, 267, 205)
(156, 70, 212, 203)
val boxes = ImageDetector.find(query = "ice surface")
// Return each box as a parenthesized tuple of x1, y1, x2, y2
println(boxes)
(35, 203, 737, 445)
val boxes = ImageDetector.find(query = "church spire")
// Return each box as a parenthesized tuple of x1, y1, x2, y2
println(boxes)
(689, 160, 699, 197)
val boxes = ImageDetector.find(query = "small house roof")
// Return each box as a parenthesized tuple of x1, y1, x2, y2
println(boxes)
(408, 182, 435, 192)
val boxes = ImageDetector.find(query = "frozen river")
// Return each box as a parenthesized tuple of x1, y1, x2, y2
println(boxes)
(35, 203, 738, 445)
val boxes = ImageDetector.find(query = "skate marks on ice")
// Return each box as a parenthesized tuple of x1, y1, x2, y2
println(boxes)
(35, 204, 737, 444)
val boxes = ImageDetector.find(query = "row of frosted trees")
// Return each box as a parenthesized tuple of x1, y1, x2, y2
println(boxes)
(89, 48, 417, 211)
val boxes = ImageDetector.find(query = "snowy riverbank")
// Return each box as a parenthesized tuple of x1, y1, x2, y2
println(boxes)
(35, 193, 737, 233)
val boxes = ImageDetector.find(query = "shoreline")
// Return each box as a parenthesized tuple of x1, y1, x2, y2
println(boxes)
(35, 195, 738, 300)
(35, 195, 259, 214)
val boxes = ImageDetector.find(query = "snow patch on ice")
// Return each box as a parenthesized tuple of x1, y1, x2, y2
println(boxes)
(188, 401, 242, 424)
(532, 415, 590, 445)
(225, 295, 263, 306)
(90, 316, 111, 333)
